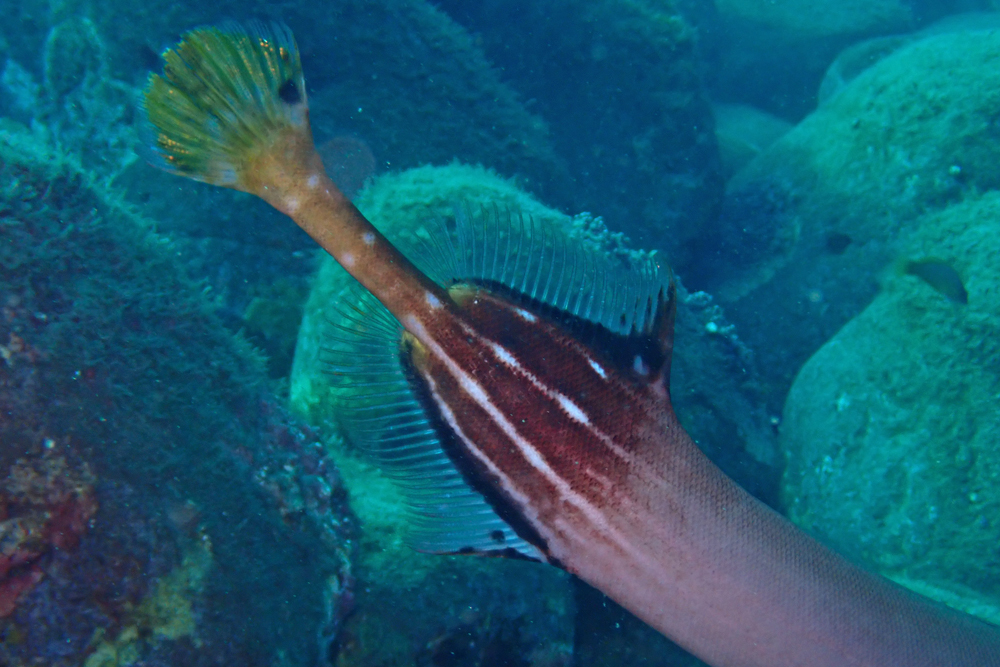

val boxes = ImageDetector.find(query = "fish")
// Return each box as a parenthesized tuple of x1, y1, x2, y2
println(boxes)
(141, 23, 1000, 667)
(902, 258, 969, 304)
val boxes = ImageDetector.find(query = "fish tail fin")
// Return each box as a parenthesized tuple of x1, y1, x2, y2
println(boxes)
(141, 22, 312, 193)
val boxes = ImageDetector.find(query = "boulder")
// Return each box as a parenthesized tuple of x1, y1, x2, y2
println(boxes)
(711, 0, 912, 117)
(817, 13, 1000, 106)
(781, 191, 1000, 620)
(692, 28, 1000, 404)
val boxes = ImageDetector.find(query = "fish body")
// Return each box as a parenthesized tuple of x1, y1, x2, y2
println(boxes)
(142, 24, 1000, 667)
(903, 259, 968, 304)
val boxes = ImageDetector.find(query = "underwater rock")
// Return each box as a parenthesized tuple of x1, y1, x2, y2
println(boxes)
(817, 13, 1000, 107)
(692, 28, 1000, 405)
(710, 0, 912, 117)
(430, 0, 723, 263)
(712, 103, 792, 180)
(290, 162, 778, 665)
(781, 191, 1000, 623)
(0, 127, 354, 666)
(815, 34, 912, 107)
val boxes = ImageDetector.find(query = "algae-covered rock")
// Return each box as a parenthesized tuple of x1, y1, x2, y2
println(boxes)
(781, 191, 1000, 620)
(711, 0, 912, 116)
(712, 103, 792, 179)
(815, 34, 912, 107)
(817, 14, 1000, 107)
(695, 28, 1000, 403)
(0, 126, 354, 666)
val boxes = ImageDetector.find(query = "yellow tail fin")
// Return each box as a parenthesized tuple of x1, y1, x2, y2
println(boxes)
(141, 22, 307, 190)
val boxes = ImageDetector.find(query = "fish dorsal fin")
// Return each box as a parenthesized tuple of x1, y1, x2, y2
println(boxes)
(410, 204, 675, 386)
(413, 204, 671, 339)
(321, 282, 545, 561)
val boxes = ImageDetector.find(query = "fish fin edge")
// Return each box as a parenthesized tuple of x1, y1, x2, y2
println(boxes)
(319, 281, 545, 561)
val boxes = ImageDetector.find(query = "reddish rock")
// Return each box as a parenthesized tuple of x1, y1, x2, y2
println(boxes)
(0, 450, 98, 618)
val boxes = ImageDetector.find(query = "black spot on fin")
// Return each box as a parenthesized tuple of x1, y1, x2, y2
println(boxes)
(278, 78, 301, 104)
(648, 278, 677, 389)
(320, 281, 545, 561)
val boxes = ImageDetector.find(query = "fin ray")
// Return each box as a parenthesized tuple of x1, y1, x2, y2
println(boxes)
(410, 205, 671, 338)
(321, 281, 544, 560)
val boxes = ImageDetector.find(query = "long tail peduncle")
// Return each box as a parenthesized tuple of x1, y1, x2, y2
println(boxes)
(141, 22, 450, 330)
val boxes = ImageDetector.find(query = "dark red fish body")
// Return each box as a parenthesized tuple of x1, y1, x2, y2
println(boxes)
(403, 283, 674, 563)
(401, 281, 1000, 667)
